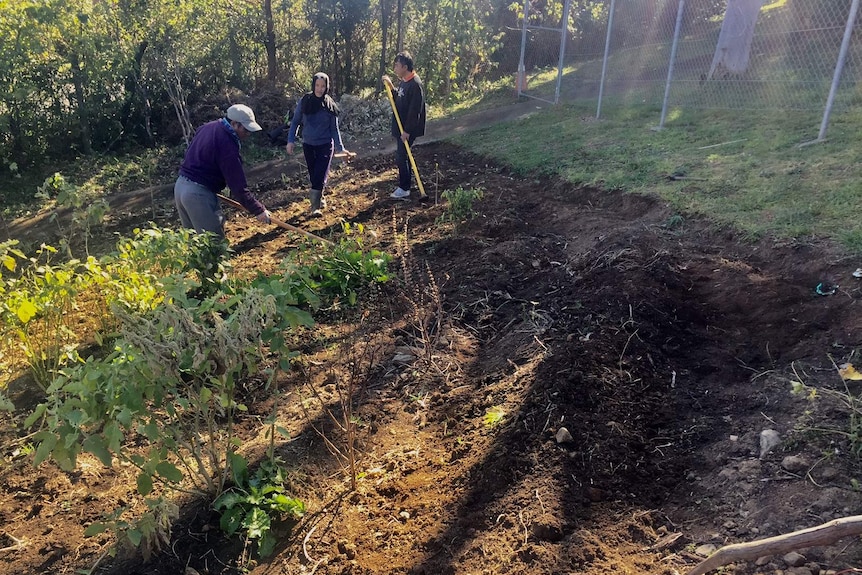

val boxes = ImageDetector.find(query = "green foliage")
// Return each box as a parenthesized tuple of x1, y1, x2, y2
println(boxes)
(282, 223, 392, 307)
(12, 220, 391, 563)
(483, 406, 506, 428)
(84, 497, 179, 563)
(791, 370, 862, 458)
(0, 239, 26, 289)
(437, 187, 484, 226)
(35, 173, 109, 258)
(1, 245, 90, 389)
(0, 226, 230, 387)
(27, 281, 313, 489)
(213, 456, 305, 557)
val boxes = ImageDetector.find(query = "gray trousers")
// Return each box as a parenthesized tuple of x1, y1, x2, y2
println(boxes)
(174, 176, 225, 236)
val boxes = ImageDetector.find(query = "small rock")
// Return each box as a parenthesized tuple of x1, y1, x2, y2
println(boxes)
(695, 543, 718, 557)
(760, 429, 781, 458)
(393, 353, 415, 364)
(818, 466, 840, 481)
(781, 455, 808, 474)
(532, 520, 563, 542)
(399, 510, 411, 521)
(337, 540, 357, 559)
(783, 551, 807, 567)
(555, 427, 574, 444)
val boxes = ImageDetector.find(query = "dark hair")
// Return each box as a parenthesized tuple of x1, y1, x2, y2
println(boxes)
(302, 72, 339, 116)
(311, 72, 330, 95)
(394, 51, 414, 72)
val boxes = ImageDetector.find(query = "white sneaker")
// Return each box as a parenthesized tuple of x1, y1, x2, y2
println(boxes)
(390, 187, 410, 199)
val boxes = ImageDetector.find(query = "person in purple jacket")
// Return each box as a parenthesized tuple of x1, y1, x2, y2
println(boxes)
(174, 104, 272, 237)
(286, 72, 349, 216)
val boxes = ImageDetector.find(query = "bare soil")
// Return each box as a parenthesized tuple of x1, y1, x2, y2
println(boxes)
(2, 124, 862, 575)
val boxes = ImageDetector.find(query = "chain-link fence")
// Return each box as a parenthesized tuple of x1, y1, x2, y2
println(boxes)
(518, 0, 862, 140)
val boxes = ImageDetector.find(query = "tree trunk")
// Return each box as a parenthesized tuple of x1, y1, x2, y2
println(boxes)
(263, 0, 277, 85)
(396, 0, 404, 53)
(229, 29, 243, 87)
(70, 52, 92, 155)
(379, 0, 391, 89)
(707, 0, 764, 80)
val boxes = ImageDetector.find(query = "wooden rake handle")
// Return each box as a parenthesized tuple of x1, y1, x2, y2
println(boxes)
(217, 194, 334, 246)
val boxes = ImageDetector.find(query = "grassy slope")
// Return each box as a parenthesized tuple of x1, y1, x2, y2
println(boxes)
(453, 90, 862, 254)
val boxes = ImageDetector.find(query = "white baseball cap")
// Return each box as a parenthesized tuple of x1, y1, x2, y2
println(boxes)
(226, 104, 262, 132)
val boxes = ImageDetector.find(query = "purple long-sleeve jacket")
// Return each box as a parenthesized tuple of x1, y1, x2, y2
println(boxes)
(179, 119, 266, 215)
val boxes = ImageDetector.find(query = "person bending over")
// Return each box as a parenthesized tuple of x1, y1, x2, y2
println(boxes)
(174, 103, 272, 237)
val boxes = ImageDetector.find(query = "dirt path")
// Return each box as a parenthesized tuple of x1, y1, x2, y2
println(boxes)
(2, 112, 862, 575)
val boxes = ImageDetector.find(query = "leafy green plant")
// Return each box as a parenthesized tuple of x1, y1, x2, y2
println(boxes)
(437, 187, 484, 226)
(290, 222, 391, 306)
(790, 360, 862, 457)
(17, 221, 393, 564)
(27, 283, 312, 485)
(484, 406, 506, 427)
(35, 172, 109, 258)
(1, 227, 241, 386)
(1, 245, 91, 388)
(213, 455, 305, 557)
(108, 226, 231, 302)
(84, 497, 179, 565)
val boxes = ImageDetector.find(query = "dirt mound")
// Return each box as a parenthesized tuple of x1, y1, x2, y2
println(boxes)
(1, 141, 861, 575)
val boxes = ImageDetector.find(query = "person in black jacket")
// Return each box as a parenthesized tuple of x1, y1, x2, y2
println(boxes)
(382, 51, 425, 199)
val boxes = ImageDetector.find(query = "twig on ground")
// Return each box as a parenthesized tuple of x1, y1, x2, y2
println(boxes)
(518, 511, 528, 545)
(302, 524, 318, 563)
(0, 534, 24, 553)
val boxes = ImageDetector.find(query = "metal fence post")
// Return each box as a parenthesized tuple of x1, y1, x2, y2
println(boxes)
(554, 0, 573, 104)
(657, 0, 686, 130)
(596, 0, 617, 119)
(517, 0, 530, 98)
(815, 0, 860, 143)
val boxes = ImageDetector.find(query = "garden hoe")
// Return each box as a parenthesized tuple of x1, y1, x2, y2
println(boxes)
(382, 76, 427, 200)
(217, 194, 334, 246)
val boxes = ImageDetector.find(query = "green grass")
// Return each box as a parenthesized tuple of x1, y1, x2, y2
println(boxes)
(453, 101, 862, 253)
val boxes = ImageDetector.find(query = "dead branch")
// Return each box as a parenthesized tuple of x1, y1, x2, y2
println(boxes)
(686, 515, 862, 575)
